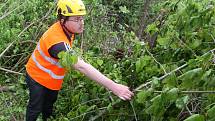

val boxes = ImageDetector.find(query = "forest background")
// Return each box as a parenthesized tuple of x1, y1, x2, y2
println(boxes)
(0, 0, 215, 121)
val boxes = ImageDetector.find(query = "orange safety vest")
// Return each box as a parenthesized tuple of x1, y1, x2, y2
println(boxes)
(26, 21, 75, 90)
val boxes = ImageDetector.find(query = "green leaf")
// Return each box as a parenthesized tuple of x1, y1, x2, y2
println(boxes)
(152, 77, 160, 88)
(135, 59, 142, 73)
(201, 69, 212, 80)
(71, 55, 78, 64)
(163, 74, 177, 88)
(207, 106, 215, 119)
(184, 114, 205, 121)
(145, 23, 159, 35)
(166, 88, 179, 101)
(178, 68, 203, 89)
(119, 6, 130, 13)
(178, 68, 202, 80)
(157, 36, 170, 46)
(107, 103, 112, 111)
(86, 105, 96, 112)
(150, 94, 161, 102)
(79, 105, 88, 113)
(190, 39, 202, 49)
(97, 59, 103, 66)
(147, 95, 165, 118)
(58, 51, 78, 70)
(176, 95, 189, 109)
(136, 88, 153, 103)
(170, 41, 179, 49)
(135, 56, 149, 73)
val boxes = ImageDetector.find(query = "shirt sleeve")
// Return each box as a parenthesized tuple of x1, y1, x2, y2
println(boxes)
(48, 42, 71, 59)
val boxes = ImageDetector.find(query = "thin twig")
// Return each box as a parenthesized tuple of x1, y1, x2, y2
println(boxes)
(0, 67, 24, 75)
(0, 2, 24, 20)
(193, 102, 201, 112)
(90, 62, 187, 121)
(90, 48, 215, 120)
(145, 47, 167, 74)
(134, 63, 187, 92)
(0, 0, 9, 10)
(34, 22, 46, 40)
(89, 99, 121, 121)
(107, 90, 114, 102)
(134, 48, 215, 92)
(177, 107, 186, 120)
(11, 55, 25, 70)
(129, 101, 138, 121)
(211, 34, 215, 43)
(0, 41, 15, 59)
(135, 90, 215, 94)
(71, 98, 105, 111)
(89, 110, 106, 121)
(0, 4, 54, 60)
(3, 52, 30, 58)
(186, 105, 192, 115)
(19, 40, 37, 44)
(70, 107, 108, 120)
(178, 38, 197, 57)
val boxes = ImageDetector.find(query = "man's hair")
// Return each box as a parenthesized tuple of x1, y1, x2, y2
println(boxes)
(57, 8, 69, 23)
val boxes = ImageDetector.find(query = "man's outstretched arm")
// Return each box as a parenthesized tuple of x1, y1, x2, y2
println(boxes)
(72, 58, 134, 100)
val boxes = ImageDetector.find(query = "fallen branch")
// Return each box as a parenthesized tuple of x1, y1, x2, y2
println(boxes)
(145, 46, 167, 74)
(0, 42, 15, 59)
(135, 90, 215, 94)
(89, 63, 187, 121)
(134, 48, 215, 92)
(70, 107, 108, 120)
(0, 4, 54, 60)
(0, 86, 10, 92)
(89, 100, 120, 121)
(0, 2, 24, 20)
(129, 101, 138, 121)
(0, 67, 24, 75)
(134, 63, 187, 92)
(90, 48, 215, 121)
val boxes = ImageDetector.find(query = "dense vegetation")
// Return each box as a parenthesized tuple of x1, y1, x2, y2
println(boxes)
(0, 0, 215, 120)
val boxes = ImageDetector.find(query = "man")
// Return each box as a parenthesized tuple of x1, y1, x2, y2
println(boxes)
(25, 0, 134, 120)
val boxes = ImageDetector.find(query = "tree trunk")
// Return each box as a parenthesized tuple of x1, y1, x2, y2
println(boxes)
(137, 0, 151, 40)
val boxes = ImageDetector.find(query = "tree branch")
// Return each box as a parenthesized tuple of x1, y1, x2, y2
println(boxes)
(0, 67, 24, 75)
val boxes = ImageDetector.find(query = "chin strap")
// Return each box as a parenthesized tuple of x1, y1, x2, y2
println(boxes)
(60, 21, 75, 41)
(61, 23, 72, 34)
(59, 18, 71, 33)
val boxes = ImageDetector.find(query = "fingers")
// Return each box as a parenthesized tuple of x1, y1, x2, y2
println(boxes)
(119, 96, 130, 101)
(113, 84, 134, 101)
(124, 94, 132, 100)
(119, 94, 132, 100)
(124, 85, 134, 95)
(127, 90, 134, 96)
(119, 96, 126, 100)
(119, 90, 134, 101)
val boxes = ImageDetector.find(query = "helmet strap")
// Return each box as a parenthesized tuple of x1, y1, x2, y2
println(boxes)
(60, 19, 74, 37)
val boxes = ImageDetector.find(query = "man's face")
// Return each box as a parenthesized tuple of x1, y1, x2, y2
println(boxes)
(64, 16, 84, 33)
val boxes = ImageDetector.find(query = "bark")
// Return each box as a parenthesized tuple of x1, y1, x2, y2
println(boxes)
(137, 0, 151, 40)
(0, 86, 10, 92)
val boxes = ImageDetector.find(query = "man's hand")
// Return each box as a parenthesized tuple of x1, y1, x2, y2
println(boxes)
(73, 58, 134, 100)
(110, 83, 134, 101)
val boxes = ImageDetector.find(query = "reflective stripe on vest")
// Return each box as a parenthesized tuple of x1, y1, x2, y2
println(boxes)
(32, 52, 64, 79)
(37, 43, 62, 68)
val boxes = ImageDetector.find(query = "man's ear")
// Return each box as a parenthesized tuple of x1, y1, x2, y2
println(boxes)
(60, 19, 64, 24)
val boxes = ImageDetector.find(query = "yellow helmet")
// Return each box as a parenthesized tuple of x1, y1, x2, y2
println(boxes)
(57, 0, 86, 16)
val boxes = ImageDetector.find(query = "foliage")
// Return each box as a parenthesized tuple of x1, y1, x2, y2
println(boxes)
(0, 0, 215, 120)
